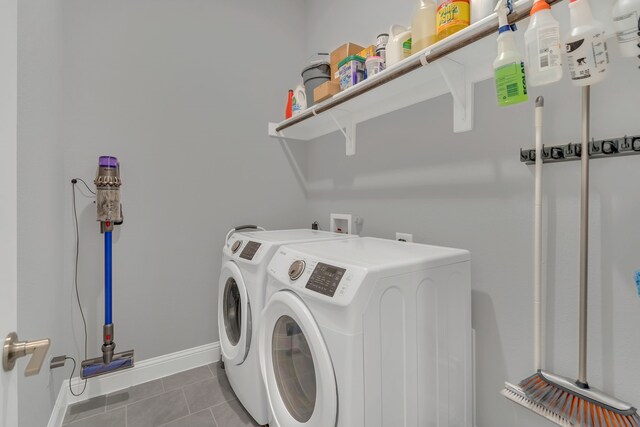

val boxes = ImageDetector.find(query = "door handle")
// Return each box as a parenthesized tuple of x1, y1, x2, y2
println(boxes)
(3, 332, 51, 376)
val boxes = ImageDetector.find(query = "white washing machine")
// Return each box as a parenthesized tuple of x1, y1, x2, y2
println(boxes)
(218, 228, 357, 425)
(259, 237, 473, 427)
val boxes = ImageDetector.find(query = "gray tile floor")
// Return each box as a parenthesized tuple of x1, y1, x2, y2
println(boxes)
(62, 363, 262, 427)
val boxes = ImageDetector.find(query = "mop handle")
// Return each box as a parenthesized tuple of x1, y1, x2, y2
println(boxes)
(578, 85, 590, 386)
(105, 231, 113, 326)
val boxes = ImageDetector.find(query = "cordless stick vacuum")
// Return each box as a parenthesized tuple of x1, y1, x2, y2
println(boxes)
(81, 156, 135, 379)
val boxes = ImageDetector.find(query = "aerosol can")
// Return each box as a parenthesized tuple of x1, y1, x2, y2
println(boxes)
(525, 0, 563, 86)
(494, 0, 528, 106)
(612, 0, 640, 65)
(565, 0, 610, 86)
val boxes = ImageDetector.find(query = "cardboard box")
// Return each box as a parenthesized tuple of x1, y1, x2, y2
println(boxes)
(357, 45, 376, 60)
(330, 42, 365, 83)
(313, 81, 341, 103)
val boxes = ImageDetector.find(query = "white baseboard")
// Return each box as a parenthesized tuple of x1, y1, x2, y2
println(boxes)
(47, 342, 220, 427)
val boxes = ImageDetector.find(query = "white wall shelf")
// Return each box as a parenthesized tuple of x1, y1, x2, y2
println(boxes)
(269, 0, 564, 156)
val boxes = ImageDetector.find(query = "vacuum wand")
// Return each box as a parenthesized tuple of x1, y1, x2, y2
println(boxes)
(81, 156, 134, 379)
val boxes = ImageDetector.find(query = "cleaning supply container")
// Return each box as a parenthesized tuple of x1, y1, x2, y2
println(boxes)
(437, 0, 470, 41)
(493, 0, 528, 106)
(386, 25, 412, 67)
(292, 84, 307, 116)
(285, 90, 293, 119)
(412, 0, 437, 54)
(301, 61, 331, 106)
(525, 0, 563, 87)
(612, 0, 640, 60)
(338, 55, 365, 90)
(565, 0, 610, 86)
(365, 56, 385, 78)
(376, 33, 389, 66)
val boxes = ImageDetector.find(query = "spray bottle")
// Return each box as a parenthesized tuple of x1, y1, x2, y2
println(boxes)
(612, 0, 640, 64)
(525, 0, 563, 86)
(493, 0, 528, 107)
(565, 0, 610, 86)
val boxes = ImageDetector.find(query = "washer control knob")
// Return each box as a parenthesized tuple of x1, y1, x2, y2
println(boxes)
(288, 260, 306, 281)
(231, 240, 242, 254)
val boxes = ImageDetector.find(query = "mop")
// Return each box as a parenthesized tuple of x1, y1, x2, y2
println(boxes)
(503, 90, 640, 426)
(81, 156, 135, 379)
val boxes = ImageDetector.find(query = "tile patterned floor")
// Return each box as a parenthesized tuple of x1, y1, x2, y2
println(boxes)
(62, 362, 261, 427)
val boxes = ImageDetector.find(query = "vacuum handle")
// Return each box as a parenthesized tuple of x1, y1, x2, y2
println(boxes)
(578, 85, 590, 387)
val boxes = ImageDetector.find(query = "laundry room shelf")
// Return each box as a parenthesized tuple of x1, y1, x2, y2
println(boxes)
(268, 0, 565, 156)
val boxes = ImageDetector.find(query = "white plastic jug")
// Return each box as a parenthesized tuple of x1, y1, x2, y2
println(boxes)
(387, 24, 412, 67)
(292, 84, 307, 116)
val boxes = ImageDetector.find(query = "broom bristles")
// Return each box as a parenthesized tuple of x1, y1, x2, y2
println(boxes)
(502, 382, 573, 426)
(518, 372, 640, 427)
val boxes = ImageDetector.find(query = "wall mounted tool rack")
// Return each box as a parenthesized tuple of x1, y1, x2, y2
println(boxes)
(520, 135, 640, 165)
(269, 0, 566, 156)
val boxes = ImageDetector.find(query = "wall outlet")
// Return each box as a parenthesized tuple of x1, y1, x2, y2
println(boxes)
(396, 232, 413, 242)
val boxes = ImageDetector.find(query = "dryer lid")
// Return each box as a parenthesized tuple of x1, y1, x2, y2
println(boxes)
(280, 237, 470, 271)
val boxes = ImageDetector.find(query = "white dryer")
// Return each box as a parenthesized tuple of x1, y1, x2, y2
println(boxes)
(259, 237, 473, 427)
(218, 228, 357, 425)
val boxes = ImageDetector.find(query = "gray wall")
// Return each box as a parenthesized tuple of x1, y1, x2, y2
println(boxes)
(18, 1, 309, 425)
(60, 0, 309, 363)
(302, 1, 640, 426)
(17, 1, 67, 426)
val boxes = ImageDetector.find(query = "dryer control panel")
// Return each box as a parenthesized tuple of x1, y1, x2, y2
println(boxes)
(268, 248, 367, 305)
(305, 263, 346, 297)
(224, 236, 268, 265)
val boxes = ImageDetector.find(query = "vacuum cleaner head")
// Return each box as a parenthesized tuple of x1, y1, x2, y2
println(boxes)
(81, 349, 134, 380)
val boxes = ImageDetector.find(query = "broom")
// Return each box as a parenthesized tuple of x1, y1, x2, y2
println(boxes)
(503, 88, 640, 426)
(501, 96, 572, 425)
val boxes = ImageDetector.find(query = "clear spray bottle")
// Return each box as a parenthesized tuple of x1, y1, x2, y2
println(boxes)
(525, 0, 563, 86)
(565, 0, 610, 85)
(612, 0, 640, 66)
(493, 0, 528, 106)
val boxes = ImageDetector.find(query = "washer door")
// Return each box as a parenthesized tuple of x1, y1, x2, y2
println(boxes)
(218, 261, 250, 365)
(259, 291, 337, 427)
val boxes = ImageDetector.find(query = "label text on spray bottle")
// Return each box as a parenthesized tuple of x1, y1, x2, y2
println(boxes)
(495, 62, 528, 106)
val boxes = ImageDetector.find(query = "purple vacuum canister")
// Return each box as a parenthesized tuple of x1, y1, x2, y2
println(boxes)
(99, 156, 119, 168)
(95, 156, 122, 227)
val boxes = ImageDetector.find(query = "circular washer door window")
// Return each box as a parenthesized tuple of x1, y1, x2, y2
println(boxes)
(223, 277, 242, 346)
(259, 291, 337, 427)
(272, 315, 317, 422)
(218, 262, 249, 365)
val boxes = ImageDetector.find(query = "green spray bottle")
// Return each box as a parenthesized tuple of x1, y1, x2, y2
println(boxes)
(493, 0, 528, 106)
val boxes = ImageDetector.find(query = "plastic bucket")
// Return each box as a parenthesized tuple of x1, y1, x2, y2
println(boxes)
(301, 61, 331, 106)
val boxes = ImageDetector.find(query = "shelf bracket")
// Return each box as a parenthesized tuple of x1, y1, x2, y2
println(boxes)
(436, 58, 473, 133)
(327, 111, 357, 156)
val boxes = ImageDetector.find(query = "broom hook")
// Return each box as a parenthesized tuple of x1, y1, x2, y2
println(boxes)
(578, 85, 590, 387)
